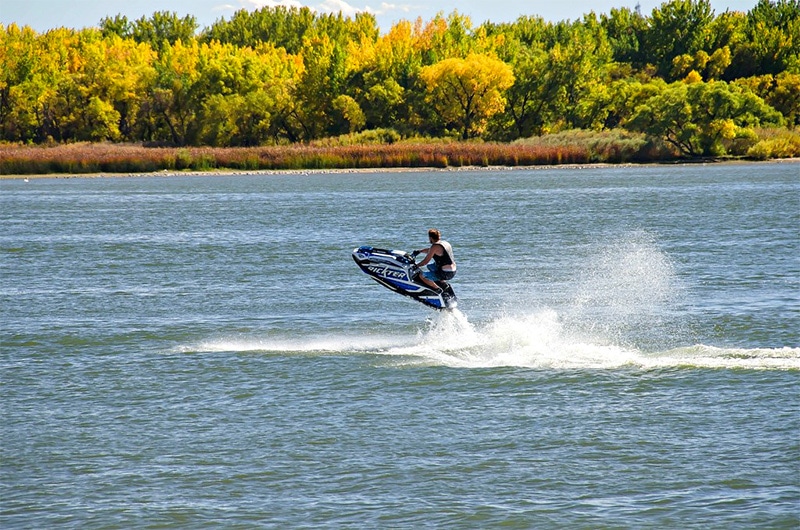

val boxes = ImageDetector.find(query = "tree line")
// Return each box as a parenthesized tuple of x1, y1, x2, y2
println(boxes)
(0, 0, 798, 157)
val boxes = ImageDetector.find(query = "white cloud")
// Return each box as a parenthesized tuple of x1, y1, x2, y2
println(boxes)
(212, 4, 239, 13)
(362, 2, 415, 15)
(318, 0, 362, 16)
(243, 0, 306, 9)
(241, 0, 414, 17)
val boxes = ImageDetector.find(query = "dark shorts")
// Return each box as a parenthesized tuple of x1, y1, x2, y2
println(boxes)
(423, 263, 456, 282)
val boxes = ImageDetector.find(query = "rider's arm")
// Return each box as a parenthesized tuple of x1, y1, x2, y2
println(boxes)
(416, 245, 438, 266)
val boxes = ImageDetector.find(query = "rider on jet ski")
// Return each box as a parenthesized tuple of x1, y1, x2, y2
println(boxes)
(413, 228, 457, 294)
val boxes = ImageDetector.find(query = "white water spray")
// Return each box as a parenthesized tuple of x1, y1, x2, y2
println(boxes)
(562, 230, 685, 349)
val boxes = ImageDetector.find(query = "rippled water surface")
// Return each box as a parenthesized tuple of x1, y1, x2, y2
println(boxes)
(2, 163, 798, 528)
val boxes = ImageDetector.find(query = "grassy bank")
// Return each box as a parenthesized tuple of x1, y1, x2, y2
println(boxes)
(0, 139, 605, 175)
(1, 130, 797, 175)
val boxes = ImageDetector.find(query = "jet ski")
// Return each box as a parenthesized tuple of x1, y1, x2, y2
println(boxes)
(352, 246, 457, 310)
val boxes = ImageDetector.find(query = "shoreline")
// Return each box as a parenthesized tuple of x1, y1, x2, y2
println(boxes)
(2, 158, 797, 180)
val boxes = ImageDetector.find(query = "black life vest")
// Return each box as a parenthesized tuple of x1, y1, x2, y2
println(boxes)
(432, 239, 456, 269)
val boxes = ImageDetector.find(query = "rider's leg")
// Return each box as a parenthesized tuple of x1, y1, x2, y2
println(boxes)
(420, 265, 443, 292)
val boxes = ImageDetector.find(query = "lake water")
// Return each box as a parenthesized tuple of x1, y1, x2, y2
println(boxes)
(1, 162, 798, 528)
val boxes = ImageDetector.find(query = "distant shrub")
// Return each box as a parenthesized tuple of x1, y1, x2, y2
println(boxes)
(312, 128, 402, 147)
(723, 127, 760, 156)
(747, 131, 800, 159)
(513, 129, 656, 163)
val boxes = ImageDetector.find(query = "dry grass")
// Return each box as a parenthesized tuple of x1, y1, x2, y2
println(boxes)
(0, 141, 596, 175)
(4, 128, 780, 175)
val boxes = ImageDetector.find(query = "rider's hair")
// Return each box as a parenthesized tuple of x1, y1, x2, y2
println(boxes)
(428, 228, 441, 242)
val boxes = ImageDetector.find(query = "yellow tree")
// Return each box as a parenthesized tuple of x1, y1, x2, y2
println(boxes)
(146, 38, 201, 145)
(0, 25, 78, 142)
(419, 53, 514, 139)
(72, 31, 156, 141)
(344, 20, 418, 129)
(196, 41, 301, 145)
(0, 24, 42, 140)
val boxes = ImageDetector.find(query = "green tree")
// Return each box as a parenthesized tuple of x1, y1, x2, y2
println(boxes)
(496, 43, 554, 137)
(628, 79, 783, 156)
(600, 6, 648, 67)
(202, 6, 315, 53)
(310, 11, 379, 48)
(101, 12, 197, 51)
(196, 43, 300, 145)
(331, 94, 366, 134)
(728, 0, 800, 78)
(139, 39, 201, 145)
(644, 0, 715, 79)
(199, 92, 270, 146)
(131, 11, 197, 51)
(99, 15, 133, 39)
(736, 72, 800, 126)
(0, 24, 40, 140)
(485, 16, 554, 138)
(274, 34, 350, 142)
(555, 16, 615, 130)
(413, 12, 477, 65)
(603, 77, 669, 130)
(490, 15, 615, 138)
(82, 96, 121, 140)
(343, 20, 422, 133)
(4, 6, 800, 148)
(768, 72, 800, 126)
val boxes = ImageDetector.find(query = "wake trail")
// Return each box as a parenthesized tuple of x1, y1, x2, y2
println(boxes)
(175, 309, 800, 371)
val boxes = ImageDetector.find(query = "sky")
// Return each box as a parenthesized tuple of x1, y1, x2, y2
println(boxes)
(0, 0, 760, 34)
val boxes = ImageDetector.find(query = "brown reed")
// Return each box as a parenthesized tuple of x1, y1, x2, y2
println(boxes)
(0, 131, 734, 176)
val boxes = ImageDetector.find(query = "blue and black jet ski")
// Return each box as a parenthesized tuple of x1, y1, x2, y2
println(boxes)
(352, 246, 457, 310)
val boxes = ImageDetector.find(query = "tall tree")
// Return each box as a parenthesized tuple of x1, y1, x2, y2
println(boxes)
(72, 31, 156, 141)
(140, 39, 201, 145)
(345, 20, 421, 132)
(0, 26, 79, 142)
(600, 6, 648, 67)
(131, 11, 197, 52)
(728, 0, 800, 78)
(628, 79, 783, 156)
(0, 24, 40, 140)
(278, 34, 349, 141)
(419, 53, 514, 139)
(496, 43, 554, 138)
(196, 43, 300, 145)
(202, 6, 314, 53)
(644, 0, 715, 79)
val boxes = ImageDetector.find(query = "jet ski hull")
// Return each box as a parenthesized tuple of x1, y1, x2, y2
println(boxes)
(352, 246, 457, 310)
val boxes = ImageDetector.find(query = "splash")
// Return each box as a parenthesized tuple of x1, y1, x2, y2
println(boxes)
(380, 309, 640, 368)
(378, 310, 800, 370)
(563, 230, 685, 349)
